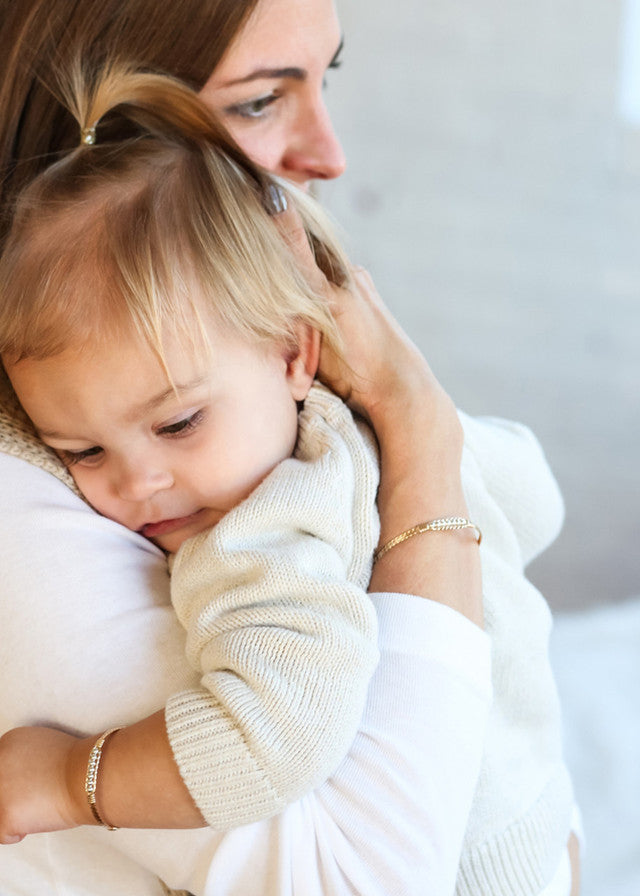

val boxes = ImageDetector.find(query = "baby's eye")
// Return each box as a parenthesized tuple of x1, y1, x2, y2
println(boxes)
(58, 446, 104, 467)
(157, 410, 204, 438)
(225, 92, 280, 120)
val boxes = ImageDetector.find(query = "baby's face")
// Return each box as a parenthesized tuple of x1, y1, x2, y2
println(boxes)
(6, 325, 313, 552)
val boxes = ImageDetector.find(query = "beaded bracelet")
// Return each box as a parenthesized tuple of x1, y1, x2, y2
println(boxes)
(85, 727, 122, 830)
(373, 517, 482, 563)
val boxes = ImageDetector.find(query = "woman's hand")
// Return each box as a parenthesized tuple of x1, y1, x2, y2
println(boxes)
(316, 267, 446, 423)
(271, 195, 482, 626)
(334, 271, 482, 625)
(0, 726, 92, 843)
(270, 197, 449, 430)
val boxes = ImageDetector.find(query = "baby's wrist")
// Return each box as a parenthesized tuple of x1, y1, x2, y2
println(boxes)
(65, 735, 102, 827)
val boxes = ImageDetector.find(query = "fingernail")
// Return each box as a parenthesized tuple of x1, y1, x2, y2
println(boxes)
(263, 183, 288, 216)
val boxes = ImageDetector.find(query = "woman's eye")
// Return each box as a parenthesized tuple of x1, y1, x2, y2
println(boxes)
(324, 40, 344, 88)
(157, 410, 204, 438)
(329, 48, 343, 72)
(225, 93, 279, 120)
(58, 446, 103, 467)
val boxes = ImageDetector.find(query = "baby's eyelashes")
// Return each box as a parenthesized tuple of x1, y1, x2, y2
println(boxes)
(56, 445, 104, 467)
(155, 409, 205, 438)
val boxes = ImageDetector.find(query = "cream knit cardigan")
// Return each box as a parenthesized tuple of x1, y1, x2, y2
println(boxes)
(456, 411, 574, 896)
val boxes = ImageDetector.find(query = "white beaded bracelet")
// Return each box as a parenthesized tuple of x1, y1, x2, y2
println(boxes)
(85, 727, 122, 830)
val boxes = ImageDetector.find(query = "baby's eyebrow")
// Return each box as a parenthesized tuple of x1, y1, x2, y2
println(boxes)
(127, 375, 210, 421)
(37, 426, 72, 440)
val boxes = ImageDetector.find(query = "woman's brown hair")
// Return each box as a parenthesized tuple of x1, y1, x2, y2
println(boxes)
(0, 0, 260, 245)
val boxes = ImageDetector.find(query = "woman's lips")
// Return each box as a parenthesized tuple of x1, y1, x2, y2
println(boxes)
(139, 509, 206, 539)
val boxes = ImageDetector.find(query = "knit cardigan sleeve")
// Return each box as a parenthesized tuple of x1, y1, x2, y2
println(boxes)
(458, 411, 565, 568)
(164, 385, 381, 830)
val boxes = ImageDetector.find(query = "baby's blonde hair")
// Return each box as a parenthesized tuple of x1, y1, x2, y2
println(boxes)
(0, 61, 349, 370)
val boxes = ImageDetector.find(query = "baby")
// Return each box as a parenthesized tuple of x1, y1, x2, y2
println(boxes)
(0, 63, 577, 895)
(0, 65, 380, 835)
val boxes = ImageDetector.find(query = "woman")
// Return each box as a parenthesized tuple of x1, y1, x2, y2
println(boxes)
(0, 1, 489, 893)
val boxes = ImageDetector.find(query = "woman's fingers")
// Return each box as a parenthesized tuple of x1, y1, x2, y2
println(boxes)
(267, 190, 448, 424)
(269, 192, 328, 293)
(319, 266, 446, 422)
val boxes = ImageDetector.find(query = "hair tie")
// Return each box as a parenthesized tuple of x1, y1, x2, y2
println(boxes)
(80, 124, 97, 146)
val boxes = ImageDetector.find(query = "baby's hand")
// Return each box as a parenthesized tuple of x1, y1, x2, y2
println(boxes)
(0, 726, 89, 843)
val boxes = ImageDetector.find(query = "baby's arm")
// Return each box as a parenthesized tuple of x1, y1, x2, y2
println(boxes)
(163, 386, 380, 828)
(0, 388, 379, 839)
(0, 717, 202, 839)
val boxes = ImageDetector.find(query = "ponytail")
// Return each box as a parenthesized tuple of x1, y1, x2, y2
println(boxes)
(62, 59, 270, 197)
(0, 0, 262, 246)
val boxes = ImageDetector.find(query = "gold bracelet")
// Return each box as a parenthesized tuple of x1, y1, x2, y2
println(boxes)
(373, 517, 482, 563)
(85, 727, 122, 830)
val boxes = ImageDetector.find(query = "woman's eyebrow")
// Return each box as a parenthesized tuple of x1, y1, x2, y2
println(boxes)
(220, 37, 344, 88)
(220, 67, 305, 88)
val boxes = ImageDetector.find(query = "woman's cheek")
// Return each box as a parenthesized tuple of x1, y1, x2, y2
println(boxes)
(227, 125, 283, 175)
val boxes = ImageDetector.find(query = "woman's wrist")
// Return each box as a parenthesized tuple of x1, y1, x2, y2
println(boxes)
(318, 266, 483, 625)
(364, 365, 483, 628)
(372, 379, 466, 511)
(361, 355, 434, 434)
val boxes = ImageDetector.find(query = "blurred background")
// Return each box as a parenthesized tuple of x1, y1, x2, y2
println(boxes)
(319, 2, 640, 894)
(320, 0, 639, 614)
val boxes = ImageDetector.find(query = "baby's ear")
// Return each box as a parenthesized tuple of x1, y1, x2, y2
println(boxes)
(285, 323, 320, 401)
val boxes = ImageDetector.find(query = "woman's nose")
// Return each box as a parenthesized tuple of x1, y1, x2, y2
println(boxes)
(282, 100, 346, 184)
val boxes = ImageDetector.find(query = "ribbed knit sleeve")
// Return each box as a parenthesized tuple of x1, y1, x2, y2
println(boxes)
(164, 384, 380, 829)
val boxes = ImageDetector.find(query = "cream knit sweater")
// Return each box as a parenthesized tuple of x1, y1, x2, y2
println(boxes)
(161, 383, 381, 829)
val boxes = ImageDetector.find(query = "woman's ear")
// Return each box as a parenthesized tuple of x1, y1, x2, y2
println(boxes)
(285, 323, 321, 401)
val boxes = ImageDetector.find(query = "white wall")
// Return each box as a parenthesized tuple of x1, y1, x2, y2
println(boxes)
(321, 0, 640, 611)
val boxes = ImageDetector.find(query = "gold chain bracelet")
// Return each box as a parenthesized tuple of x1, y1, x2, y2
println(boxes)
(373, 517, 482, 563)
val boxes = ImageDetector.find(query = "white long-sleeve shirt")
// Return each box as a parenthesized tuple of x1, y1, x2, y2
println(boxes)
(0, 449, 492, 895)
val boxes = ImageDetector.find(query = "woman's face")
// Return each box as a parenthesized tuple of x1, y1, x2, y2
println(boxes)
(200, 0, 345, 188)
